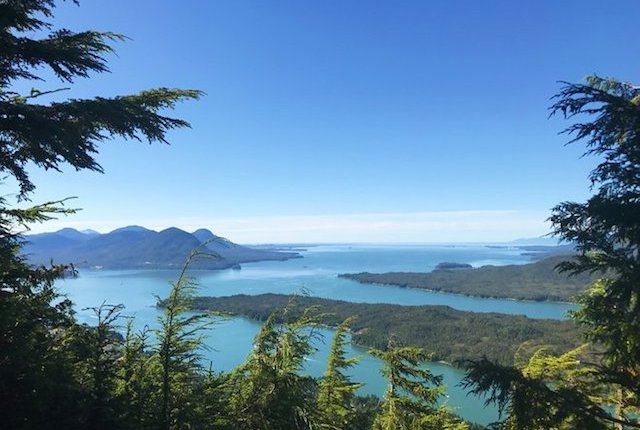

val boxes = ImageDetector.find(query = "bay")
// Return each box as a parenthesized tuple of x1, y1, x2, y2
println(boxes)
(58, 244, 575, 425)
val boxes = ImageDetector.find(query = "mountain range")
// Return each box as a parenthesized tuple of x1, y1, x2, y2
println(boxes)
(21, 226, 301, 270)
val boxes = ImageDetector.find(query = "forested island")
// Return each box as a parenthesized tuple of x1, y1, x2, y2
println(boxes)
(340, 255, 595, 302)
(184, 293, 583, 366)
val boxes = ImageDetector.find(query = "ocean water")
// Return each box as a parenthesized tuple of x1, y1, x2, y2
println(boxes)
(57, 244, 576, 425)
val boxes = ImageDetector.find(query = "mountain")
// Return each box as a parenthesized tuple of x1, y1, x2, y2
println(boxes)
(22, 226, 300, 270)
(192, 228, 217, 243)
(80, 229, 100, 236)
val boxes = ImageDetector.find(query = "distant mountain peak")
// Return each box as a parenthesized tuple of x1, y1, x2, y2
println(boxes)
(158, 227, 197, 238)
(56, 227, 81, 234)
(22, 225, 301, 269)
(54, 228, 90, 241)
(192, 228, 217, 243)
(55, 227, 82, 235)
(159, 226, 185, 234)
(110, 225, 152, 234)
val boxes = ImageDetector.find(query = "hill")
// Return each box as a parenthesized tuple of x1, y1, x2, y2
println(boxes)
(339, 255, 596, 302)
(22, 227, 300, 270)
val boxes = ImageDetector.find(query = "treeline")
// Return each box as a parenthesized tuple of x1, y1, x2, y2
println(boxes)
(340, 255, 596, 302)
(186, 293, 583, 366)
(2, 262, 478, 429)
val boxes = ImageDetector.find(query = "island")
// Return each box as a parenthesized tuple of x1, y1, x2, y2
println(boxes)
(182, 293, 583, 366)
(434, 262, 473, 270)
(339, 255, 596, 302)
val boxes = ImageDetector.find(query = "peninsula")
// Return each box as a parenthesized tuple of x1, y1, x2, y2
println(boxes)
(184, 293, 583, 366)
(339, 255, 595, 302)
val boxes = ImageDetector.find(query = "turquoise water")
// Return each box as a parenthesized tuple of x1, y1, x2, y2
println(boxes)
(58, 244, 574, 425)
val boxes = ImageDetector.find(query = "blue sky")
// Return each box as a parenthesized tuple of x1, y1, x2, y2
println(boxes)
(15, 0, 640, 243)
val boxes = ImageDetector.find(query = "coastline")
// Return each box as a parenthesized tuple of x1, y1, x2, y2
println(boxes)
(337, 274, 577, 304)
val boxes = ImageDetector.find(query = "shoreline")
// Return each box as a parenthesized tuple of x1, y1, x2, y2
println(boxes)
(174, 292, 583, 368)
(337, 274, 576, 305)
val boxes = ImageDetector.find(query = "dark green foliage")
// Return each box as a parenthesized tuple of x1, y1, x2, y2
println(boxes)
(0, 0, 201, 198)
(350, 395, 383, 430)
(463, 76, 640, 429)
(0, 264, 84, 429)
(5, 1, 612, 429)
(462, 358, 610, 430)
(434, 262, 473, 270)
(0, 196, 85, 429)
(0, 0, 200, 428)
(341, 255, 595, 302)
(0, 87, 201, 197)
(548, 76, 640, 427)
(186, 293, 583, 366)
(80, 303, 126, 430)
(550, 77, 640, 380)
(0, 0, 115, 85)
(116, 321, 160, 430)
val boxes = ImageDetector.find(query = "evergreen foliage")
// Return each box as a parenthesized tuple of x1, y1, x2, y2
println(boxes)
(0, 0, 201, 198)
(80, 303, 126, 429)
(316, 317, 364, 429)
(185, 293, 583, 366)
(340, 255, 594, 302)
(155, 251, 215, 430)
(463, 76, 640, 429)
(116, 320, 159, 429)
(371, 344, 469, 430)
(226, 305, 321, 429)
(0, 1, 200, 428)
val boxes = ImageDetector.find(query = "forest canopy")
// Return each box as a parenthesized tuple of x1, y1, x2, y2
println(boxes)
(183, 293, 583, 366)
(340, 255, 595, 302)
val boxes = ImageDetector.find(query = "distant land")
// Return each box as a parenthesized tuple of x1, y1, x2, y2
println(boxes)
(183, 294, 583, 366)
(508, 236, 564, 246)
(486, 243, 576, 260)
(340, 255, 596, 302)
(22, 226, 301, 270)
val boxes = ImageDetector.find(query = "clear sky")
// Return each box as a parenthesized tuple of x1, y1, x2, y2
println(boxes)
(14, 0, 640, 243)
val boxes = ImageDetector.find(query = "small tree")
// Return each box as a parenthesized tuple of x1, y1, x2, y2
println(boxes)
(228, 306, 320, 430)
(371, 344, 467, 430)
(155, 252, 213, 430)
(316, 316, 363, 430)
(117, 321, 159, 430)
(81, 303, 125, 430)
